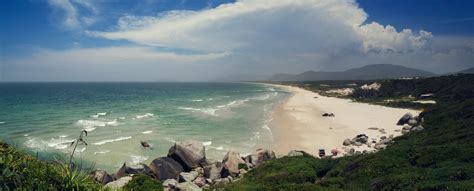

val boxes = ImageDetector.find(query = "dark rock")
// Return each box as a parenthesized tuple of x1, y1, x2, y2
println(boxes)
(380, 136, 387, 140)
(397, 113, 413, 125)
(92, 170, 113, 185)
(168, 140, 206, 171)
(116, 163, 151, 179)
(140, 141, 150, 148)
(149, 157, 184, 181)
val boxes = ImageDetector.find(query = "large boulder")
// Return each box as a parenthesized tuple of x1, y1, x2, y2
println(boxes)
(104, 176, 133, 190)
(221, 151, 246, 178)
(149, 157, 184, 181)
(411, 125, 424, 131)
(162, 178, 178, 188)
(204, 162, 222, 180)
(397, 113, 413, 125)
(116, 163, 151, 179)
(408, 119, 418, 126)
(92, 170, 113, 185)
(245, 149, 276, 167)
(168, 140, 206, 171)
(353, 134, 368, 144)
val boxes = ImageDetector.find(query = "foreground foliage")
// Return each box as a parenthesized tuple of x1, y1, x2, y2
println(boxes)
(228, 75, 474, 190)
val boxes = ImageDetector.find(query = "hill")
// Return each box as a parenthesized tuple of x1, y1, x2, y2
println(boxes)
(269, 64, 436, 81)
(226, 74, 474, 190)
(457, 67, 474, 74)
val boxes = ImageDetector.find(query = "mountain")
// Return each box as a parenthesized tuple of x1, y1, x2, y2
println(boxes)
(457, 67, 474, 74)
(269, 64, 436, 81)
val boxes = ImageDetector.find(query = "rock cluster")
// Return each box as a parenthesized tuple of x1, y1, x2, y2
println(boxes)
(91, 140, 276, 190)
(397, 112, 424, 133)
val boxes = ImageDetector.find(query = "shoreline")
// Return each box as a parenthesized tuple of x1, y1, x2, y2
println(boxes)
(268, 84, 420, 156)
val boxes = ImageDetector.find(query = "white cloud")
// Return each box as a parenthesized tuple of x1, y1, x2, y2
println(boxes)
(47, 0, 98, 30)
(89, 0, 431, 54)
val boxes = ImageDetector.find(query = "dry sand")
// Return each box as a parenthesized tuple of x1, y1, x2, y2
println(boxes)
(269, 84, 420, 156)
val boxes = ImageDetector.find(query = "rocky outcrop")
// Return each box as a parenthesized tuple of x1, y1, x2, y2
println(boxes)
(221, 151, 246, 178)
(116, 163, 152, 179)
(204, 162, 222, 180)
(168, 140, 206, 171)
(397, 113, 413, 125)
(244, 149, 276, 167)
(104, 176, 133, 190)
(92, 170, 113, 185)
(149, 157, 184, 180)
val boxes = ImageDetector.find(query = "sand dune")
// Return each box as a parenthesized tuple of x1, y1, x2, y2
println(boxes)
(270, 84, 420, 156)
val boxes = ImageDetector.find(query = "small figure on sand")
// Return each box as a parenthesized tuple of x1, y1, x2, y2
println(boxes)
(322, 113, 335, 117)
(140, 141, 150, 148)
(318, 149, 326, 157)
(331, 148, 338, 156)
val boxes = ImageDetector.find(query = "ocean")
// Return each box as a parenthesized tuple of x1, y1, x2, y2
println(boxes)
(0, 82, 289, 171)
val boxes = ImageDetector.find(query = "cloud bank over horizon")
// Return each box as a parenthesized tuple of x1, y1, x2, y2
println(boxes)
(2, 0, 473, 81)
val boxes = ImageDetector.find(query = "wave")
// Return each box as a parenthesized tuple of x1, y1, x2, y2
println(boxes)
(58, 135, 69, 138)
(203, 141, 212, 146)
(134, 113, 154, 119)
(25, 137, 75, 151)
(191, 99, 203, 102)
(93, 136, 132, 145)
(94, 150, 111, 155)
(130, 155, 148, 165)
(24, 134, 30, 137)
(97, 112, 107, 116)
(76, 119, 120, 131)
(141, 131, 152, 134)
(0, 121, 5, 124)
(178, 107, 218, 116)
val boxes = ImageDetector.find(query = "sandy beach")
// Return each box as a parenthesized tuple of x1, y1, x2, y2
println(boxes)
(270, 84, 420, 156)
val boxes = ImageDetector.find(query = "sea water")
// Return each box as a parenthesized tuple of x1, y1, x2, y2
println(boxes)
(0, 82, 289, 171)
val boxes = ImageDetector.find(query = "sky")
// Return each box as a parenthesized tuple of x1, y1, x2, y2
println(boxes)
(1, 0, 473, 82)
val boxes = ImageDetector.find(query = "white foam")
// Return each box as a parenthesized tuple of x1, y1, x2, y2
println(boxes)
(24, 134, 29, 137)
(203, 141, 212, 146)
(91, 115, 99, 118)
(93, 136, 132, 145)
(58, 135, 69, 138)
(130, 155, 149, 165)
(106, 119, 118, 126)
(77, 147, 86, 153)
(216, 146, 224, 150)
(47, 138, 76, 150)
(268, 87, 276, 91)
(164, 137, 176, 143)
(134, 113, 154, 119)
(0, 121, 5, 124)
(94, 150, 111, 155)
(141, 131, 153, 134)
(191, 99, 203, 102)
(178, 107, 218, 116)
(119, 117, 126, 120)
(97, 112, 107, 116)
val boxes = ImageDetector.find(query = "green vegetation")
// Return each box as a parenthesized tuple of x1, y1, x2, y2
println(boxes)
(228, 74, 474, 190)
(123, 174, 163, 191)
(0, 142, 100, 190)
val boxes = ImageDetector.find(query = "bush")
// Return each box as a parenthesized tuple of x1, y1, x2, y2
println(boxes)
(123, 174, 163, 191)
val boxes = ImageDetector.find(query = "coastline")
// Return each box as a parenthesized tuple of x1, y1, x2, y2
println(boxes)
(268, 84, 420, 156)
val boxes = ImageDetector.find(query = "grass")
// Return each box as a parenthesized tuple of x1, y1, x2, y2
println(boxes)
(225, 75, 474, 190)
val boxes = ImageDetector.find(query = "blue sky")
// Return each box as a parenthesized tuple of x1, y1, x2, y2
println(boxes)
(1, 0, 473, 81)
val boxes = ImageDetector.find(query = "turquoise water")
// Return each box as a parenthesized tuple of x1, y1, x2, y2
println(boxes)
(0, 82, 289, 171)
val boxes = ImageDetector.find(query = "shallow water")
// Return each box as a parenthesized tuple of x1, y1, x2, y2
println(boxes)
(0, 82, 289, 171)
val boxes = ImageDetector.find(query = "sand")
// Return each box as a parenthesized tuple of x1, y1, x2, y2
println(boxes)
(270, 84, 420, 156)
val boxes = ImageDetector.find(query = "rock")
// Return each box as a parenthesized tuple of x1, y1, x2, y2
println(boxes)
(394, 129, 401, 132)
(380, 136, 387, 140)
(253, 149, 276, 166)
(362, 150, 368, 154)
(374, 144, 387, 150)
(194, 167, 204, 176)
(287, 150, 304, 157)
(193, 177, 207, 187)
(214, 178, 231, 185)
(239, 168, 248, 176)
(149, 157, 184, 181)
(92, 170, 113, 185)
(116, 163, 150, 179)
(176, 181, 202, 191)
(162, 179, 178, 188)
(347, 148, 355, 155)
(397, 113, 413, 125)
(353, 142, 363, 146)
(402, 125, 412, 131)
(379, 129, 386, 134)
(168, 140, 206, 171)
(368, 127, 378, 130)
(389, 134, 394, 139)
(221, 151, 246, 178)
(408, 119, 418, 126)
(379, 138, 393, 145)
(204, 162, 222, 180)
(180, 171, 199, 182)
(105, 176, 133, 190)
(354, 134, 368, 143)
(342, 139, 352, 146)
(411, 125, 424, 131)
